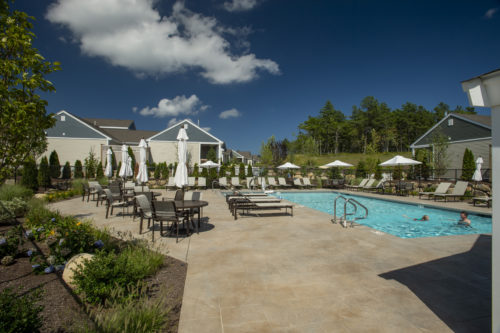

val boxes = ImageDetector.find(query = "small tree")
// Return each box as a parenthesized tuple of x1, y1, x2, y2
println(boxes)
(431, 132, 449, 179)
(239, 163, 245, 179)
(96, 161, 104, 178)
(355, 160, 366, 178)
(209, 167, 217, 184)
(193, 163, 199, 177)
(230, 165, 236, 177)
(84, 151, 97, 179)
(374, 160, 382, 180)
(392, 166, 403, 180)
(154, 163, 161, 179)
(110, 147, 117, 171)
(74, 160, 83, 178)
(207, 147, 217, 162)
(329, 167, 341, 179)
(49, 150, 61, 178)
(247, 165, 253, 177)
(37, 156, 50, 189)
(201, 167, 208, 178)
(161, 162, 169, 179)
(22, 158, 38, 191)
(461, 148, 475, 181)
(62, 161, 71, 179)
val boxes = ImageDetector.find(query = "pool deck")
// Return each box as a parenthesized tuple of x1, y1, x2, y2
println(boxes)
(50, 189, 491, 332)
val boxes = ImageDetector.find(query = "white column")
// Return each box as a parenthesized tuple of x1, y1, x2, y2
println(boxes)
(492, 106, 500, 333)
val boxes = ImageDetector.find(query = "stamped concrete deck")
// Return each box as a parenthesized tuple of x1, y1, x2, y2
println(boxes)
(50, 190, 491, 332)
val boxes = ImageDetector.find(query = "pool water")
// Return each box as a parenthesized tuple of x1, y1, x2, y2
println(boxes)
(272, 191, 492, 238)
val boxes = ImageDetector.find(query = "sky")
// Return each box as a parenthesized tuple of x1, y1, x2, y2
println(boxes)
(11, 0, 500, 153)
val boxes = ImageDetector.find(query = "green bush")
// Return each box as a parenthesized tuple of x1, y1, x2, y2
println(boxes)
(393, 165, 402, 180)
(74, 160, 84, 178)
(49, 150, 61, 179)
(71, 178, 87, 196)
(0, 184, 33, 201)
(0, 198, 29, 222)
(0, 288, 44, 333)
(461, 148, 475, 181)
(0, 225, 24, 260)
(62, 162, 71, 179)
(154, 164, 161, 179)
(329, 167, 341, 179)
(22, 159, 38, 192)
(38, 156, 51, 189)
(73, 245, 163, 305)
(192, 163, 199, 177)
(239, 163, 245, 179)
(374, 160, 382, 180)
(247, 165, 253, 177)
(84, 151, 98, 179)
(355, 160, 366, 178)
(96, 162, 104, 179)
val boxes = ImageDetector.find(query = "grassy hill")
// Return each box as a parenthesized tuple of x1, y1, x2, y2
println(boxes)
(289, 152, 413, 167)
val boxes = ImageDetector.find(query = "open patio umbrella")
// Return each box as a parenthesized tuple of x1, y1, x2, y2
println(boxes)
(472, 157, 483, 182)
(200, 160, 220, 169)
(379, 155, 422, 167)
(277, 162, 300, 180)
(118, 145, 130, 178)
(104, 148, 113, 178)
(321, 160, 353, 168)
(174, 126, 189, 192)
(136, 139, 149, 187)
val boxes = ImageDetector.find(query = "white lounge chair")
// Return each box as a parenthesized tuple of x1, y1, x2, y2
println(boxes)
(278, 177, 291, 188)
(231, 177, 243, 189)
(294, 178, 306, 188)
(197, 177, 206, 189)
(166, 177, 176, 190)
(219, 177, 229, 189)
(419, 182, 451, 199)
(433, 181, 469, 202)
(346, 178, 368, 191)
(188, 177, 196, 188)
(302, 177, 314, 189)
(267, 177, 277, 188)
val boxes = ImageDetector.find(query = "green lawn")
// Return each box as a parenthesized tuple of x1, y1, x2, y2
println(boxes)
(289, 152, 413, 167)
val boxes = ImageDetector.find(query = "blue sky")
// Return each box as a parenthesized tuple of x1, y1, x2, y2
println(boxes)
(13, 0, 500, 153)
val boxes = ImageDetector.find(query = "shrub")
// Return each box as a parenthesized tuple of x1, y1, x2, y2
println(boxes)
(0, 184, 33, 201)
(329, 167, 341, 179)
(229, 165, 235, 177)
(96, 162, 104, 179)
(71, 178, 87, 196)
(161, 162, 169, 179)
(355, 160, 366, 178)
(38, 156, 51, 189)
(73, 245, 163, 305)
(393, 165, 403, 180)
(0, 288, 44, 333)
(22, 159, 38, 192)
(0, 198, 29, 222)
(192, 163, 199, 177)
(74, 160, 84, 178)
(201, 167, 208, 178)
(84, 151, 98, 179)
(62, 162, 71, 179)
(374, 160, 382, 180)
(49, 150, 61, 179)
(127, 147, 136, 177)
(461, 148, 475, 181)
(110, 147, 117, 171)
(0, 225, 24, 259)
(206, 147, 217, 162)
(247, 165, 253, 177)
(239, 163, 245, 179)
(154, 164, 161, 179)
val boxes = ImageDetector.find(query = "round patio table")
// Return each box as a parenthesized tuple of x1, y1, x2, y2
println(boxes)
(174, 200, 208, 234)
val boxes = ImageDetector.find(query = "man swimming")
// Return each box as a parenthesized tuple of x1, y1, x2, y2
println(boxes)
(413, 215, 429, 221)
(458, 211, 471, 227)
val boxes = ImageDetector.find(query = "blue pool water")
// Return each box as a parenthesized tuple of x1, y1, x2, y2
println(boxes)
(272, 191, 492, 238)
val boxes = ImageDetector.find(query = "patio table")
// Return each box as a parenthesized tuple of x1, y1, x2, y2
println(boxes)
(155, 200, 208, 235)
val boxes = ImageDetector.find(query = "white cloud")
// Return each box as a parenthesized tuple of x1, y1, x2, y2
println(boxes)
(224, 0, 259, 12)
(202, 127, 211, 132)
(139, 95, 207, 118)
(46, 0, 279, 84)
(219, 108, 242, 119)
(132, 106, 138, 113)
(484, 7, 498, 19)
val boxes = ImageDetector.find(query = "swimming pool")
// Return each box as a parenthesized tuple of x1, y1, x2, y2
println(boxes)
(272, 191, 492, 238)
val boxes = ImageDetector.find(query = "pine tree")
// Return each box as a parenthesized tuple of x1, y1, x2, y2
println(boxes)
(230, 165, 236, 177)
(193, 163, 199, 177)
(247, 165, 253, 177)
(154, 163, 161, 179)
(355, 160, 366, 178)
(62, 162, 71, 179)
(461, 148, 475, 181)
(74, 160, 83, 178)
(49, 150, 61, 178)
(96, 161, 104, 178)
(207, 147, 217, 162)
(239, 163, 245, 179)
(22, 158, 38, 191)
(38, 156, 51, 189)
(110, 147, 117, 171)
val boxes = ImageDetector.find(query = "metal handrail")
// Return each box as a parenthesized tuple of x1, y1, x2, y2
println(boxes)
(333, 195, 356, 223)
(344, 198, 368, 227)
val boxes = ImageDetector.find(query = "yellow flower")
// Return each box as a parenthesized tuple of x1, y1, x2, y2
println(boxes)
(76, 222, 82, 226)
(50, 230, 55, 236)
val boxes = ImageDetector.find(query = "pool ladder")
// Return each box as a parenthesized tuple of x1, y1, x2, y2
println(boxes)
(332, 195, 369, 228)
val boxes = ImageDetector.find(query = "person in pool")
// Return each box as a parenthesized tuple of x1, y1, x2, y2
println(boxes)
(458, 211, 471, 227)
(414, 215, 429, 221)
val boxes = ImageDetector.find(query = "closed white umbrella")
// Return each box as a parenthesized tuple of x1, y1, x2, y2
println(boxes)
(136, 139, 149, 185)
(379, 155, 421, 166)
(472, 157, 483, 182)
(118, 145, 129, 178)
(104, 148, 113, 178)
(125, 156, 133, 178)
(174, 126, 189, 189)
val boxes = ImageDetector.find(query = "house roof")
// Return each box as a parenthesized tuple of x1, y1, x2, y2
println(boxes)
(102, 129, 158, 145)
(147, 119, 223, 143)
(83, 118, 135, 130)
(410, 112, 491, 148)
(236, 151, 253, 159)
(47, 110, 114, 141)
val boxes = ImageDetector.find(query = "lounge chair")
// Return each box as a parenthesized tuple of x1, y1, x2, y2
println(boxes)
(267, 177, 277, 188)
(188, 177, 196, 188)
(231, 177, 243, 189)
(472, 196, 492, 208)
(363, 179, 383, 192)
(302, 178, 314, 189)
(278, 177, 291, 188)
(231, 197, 293, 220)
(197, 177, 206, 189)
(227, 195, 281, 212)
(419, 182, 451, 199)
(433, 181, 469, 202)
(293, 178, 306, 189)
(346, 178, 368, 191)
(166, 177, 176, 190)
(219, 177, 229, 189)
(360, 179, 375, 191)
(257, 177, 267, 189)
(246, 177, 257, 189)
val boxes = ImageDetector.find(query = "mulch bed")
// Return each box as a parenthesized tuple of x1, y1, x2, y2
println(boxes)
(0, 222, 187, 332)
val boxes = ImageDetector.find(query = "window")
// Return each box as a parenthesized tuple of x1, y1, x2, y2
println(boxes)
(61, 115, 66, 121)
(448, 118, 453, 126)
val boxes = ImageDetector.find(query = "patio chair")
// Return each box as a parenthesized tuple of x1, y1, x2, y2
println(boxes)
(219, 177, 229, 189)
(267, 177, 277, 188)
(433, 181, 469, 202)
(293, 178, 306, 189)
(472, 196, 492, 208)
(346, 178, 368, 191)
(135, 194, 153, 234)
(184, 191, 203, 228)
(188, 177, 196, 188)
(109, 183, 123, 200)
(166, 177, 176, 190)
(419, 182, 452, 200)
(103, 189, 130, 218)
(174, 189, 184, 201)
(231, 177, 243, 189)
(82, 183, 90, 202)
(302, 177, 314, 189)
(151, 200, 189, 243)
(278, 177, 291, 188)
(197, 177, 206, 189)
(360, 179, 375, 192)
